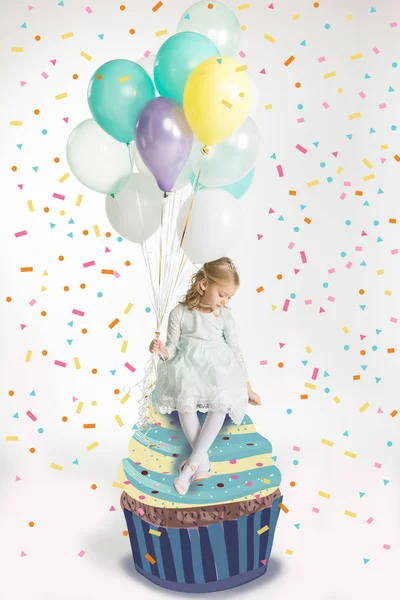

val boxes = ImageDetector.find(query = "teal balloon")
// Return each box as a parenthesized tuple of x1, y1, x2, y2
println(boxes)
(190, 168, 255, 199)
(87, 59, 155, 143)
(154, 32, 219, 104)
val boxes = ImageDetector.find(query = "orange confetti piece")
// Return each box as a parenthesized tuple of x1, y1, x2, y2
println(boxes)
(278, 502, 289, 513)
(284, 55, 295, 66)
(109, 318, 120, 329)
(83, 424, 96, 429)
(145, 553, 156, 564)
(152, 1, 163, 11)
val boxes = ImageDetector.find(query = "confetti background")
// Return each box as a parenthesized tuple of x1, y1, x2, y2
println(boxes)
(1, 1, 399, 598)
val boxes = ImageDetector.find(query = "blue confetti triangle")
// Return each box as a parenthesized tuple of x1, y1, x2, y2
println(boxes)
(67, 339, 73, 345)
(323, 371, 330, 377)
(363, 201, 370, 206)
(346, 133, 353, 140)
(67, 232, 73, 238)
(68, 218, 74, 224)
(50, 223, 56, 229)
(375, 377, 381, 383)
(376, 329, 382, 335)
(343, 430, 349, 436)
(29, 390, 35, 396)
(117, 332, 123, 339)
(58, 0, 64, 5)
(294, 523, 300, 529)
(377, 236, 383, 242)
(32, 166, 38, 172)
(361, 365, 368, 371)
(360, 305, 366, 311)
(17, 143, 23, 149)
(21, 22, 27, 28)
(364, 73, 371, 79)
(97, 33, 104, 40)
(300, 204, 306, 211)
(184, 13, 190, 19)
(363, 558, 370, 564)
(216, 58, 222, 64)
(383, 479, 390, 486)
(110, 370, 116, 375)
(73, 459, 79, 465)
(377, 188, 384, 194)
(302, 360, 308, 366)
(13, 412, 19, 418)
(370, 6, 377, 12)
(388, 86, 394, 92)
(67, 321, 74, 327)
(278, 215, 284, 221)
(312, 141, 319, 148)
(360, 261, 367, 267)
(300, 40, 306, 46)
(270, 152, 276, 159)
(369, 127, 375, 133)
(359, 491, 365, 497)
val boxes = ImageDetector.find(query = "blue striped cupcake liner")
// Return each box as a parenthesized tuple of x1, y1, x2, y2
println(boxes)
(123, 494, 282, 592)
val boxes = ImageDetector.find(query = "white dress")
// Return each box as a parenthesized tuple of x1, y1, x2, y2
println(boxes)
(154, 302, 249, 426)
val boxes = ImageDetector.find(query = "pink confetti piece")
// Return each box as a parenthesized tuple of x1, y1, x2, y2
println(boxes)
(327, 296, 335, 303)
(297, 117, 305, 124)
(296, 144, 308, 154)
(359, 91, 366, 99)
(300, 251, 307, 264)
(372, 47, 380, 54)
(72, 309, 85, 317)
(15, 230, 27, 237)
(85, 6, 92, 13)
(379, 103, 387, 109)
(114, 271, 121, 278)
(138, 508, 144, 516)
(374, 462, 382, 469)
(312, 507, 320, 513)
(124, 362, 136, 374)
(50, 59, 57, 65)
(322, 101, 329, 109)
(29, 299, 36, 306)
(293, 446, 301, 452)
(277, 165, 284, 177)
(283, 299, 290, 312)
(28, 5, 34, 11)
(355, 246, 363, 252)
(311, 368, 319, 380)
(83, 260, 96, 268)
(54, 360, 67, 368)
(53, 193, 65, 200)
(238, 50, 246, 58)
(144, 50, 151, 58)
(345, 262, 353, 269)
(327, 268, 336, 274)
(41, 72, 49, 79)
(259, 68, 266, 74)
(260, 359, 267, 365)
(390, 249, 399, 255)
(366, 517, 374, 525)
(317, 56, 326, 63)
(26, 410, 37, 421)
(390, 22, 398, 28)
(339, 192, 347, 200)
(383, 544, 391, 550)
(288, 242, 295, 250)
(305, 299, 312, 305)
(390, 316, 398, 324)
(78, 550, 86, 558)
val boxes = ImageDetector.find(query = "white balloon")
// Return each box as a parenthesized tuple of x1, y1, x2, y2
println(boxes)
(176, 188, 244, 263)
(136, 55, 159, 96)
(190, 117, 260, 187)
(66, 118, 131, 195)
(131, 141, 192, 190)
(105, 173, 163, 243)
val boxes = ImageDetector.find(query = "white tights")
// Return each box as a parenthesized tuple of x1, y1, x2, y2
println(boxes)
(177, 409, 226, 483)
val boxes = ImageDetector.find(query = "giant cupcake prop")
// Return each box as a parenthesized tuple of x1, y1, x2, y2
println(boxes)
(117, 390, 283, 592)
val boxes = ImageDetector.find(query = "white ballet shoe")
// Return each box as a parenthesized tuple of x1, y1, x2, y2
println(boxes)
(191, 460, 212, 482)
(173, 462, 199, 496)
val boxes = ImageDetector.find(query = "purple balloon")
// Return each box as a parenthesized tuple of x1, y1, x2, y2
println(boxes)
(135, 96, 193, 193)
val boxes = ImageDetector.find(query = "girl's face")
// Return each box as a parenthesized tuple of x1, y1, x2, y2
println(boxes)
(200, 279, 238, 309)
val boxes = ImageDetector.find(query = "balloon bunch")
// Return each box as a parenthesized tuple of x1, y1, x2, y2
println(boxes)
(65, 1, 260, 428)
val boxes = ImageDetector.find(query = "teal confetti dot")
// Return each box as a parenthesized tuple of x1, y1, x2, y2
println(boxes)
(297, 103, 303, 110)
(294, 226, 300, 233)
(324, 387, 330, 393)
(320, 161, 326, 168)
(340, 251, 346, 257)
(387, 441, 393, 447)
(117, 236, 123, 242)
(97, 292, 103, 298)
(322, 282, 328, 288)
(345, 220, 351, 226)
(372, 345, 377, 351)
(373, 220, 379, 226)
(327, 176, 333, 182)
(344, 345, 350, 351)
(392, 62, 398, 68)
(391, 125, 397, 131)
(324, 23, 331, 29)
(286, 408, 292, 414)
(290, 293, 296, 299)
(293, 459, 299, 466)
(145, 307, 151, 313)
(38, 428, 44, 433)
(42, 129, 48, 135)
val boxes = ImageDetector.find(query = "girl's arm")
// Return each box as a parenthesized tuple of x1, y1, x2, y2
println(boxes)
(162, 305, 183, 361)
(222, 309, 250, 383)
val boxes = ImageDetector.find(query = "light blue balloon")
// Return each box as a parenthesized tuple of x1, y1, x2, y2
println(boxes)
(87, 59, 155, 143)
(154, 32, 219, 105)
(190, 168, 255, 199)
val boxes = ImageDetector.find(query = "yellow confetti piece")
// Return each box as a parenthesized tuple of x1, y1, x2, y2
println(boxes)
(344, 510, 357, 518)
(350, 52, 363, 60)
(264, 33, 276, 43)
(235, 65, 248, 72)
(121, 340, 128, 353)
(321, 439, 334, 447)
(262, 478, 271, 484)
(381, 143, 388, 150)
(359, 402, 370, 413)
(25, 350, 33, 362)
(264, 104, 273, 110)
(344, 450, 357, 459)
(305, 346, 312, 354)
(27, 200, 34, 212)
(304, 382, 317, 390)
(50, 463, 63, 471)
(76, 194, 83, 206)
(113, 481, 126, 489)
(6, 436, 18, 441)
(307, 180, 320, 188)
(257, 524, 270, 535)
(10, 121, 23, 126)
(318, 491, 331, 499)
(377, 269, 385, 276)
(285, 549, 294, 555)
(93, 225, 101, 237)
(149, 529, 161, 536)
(76, 401, 84, 415)
(155, 29, 168, 37)
(342, 326, 349, 333)
(349, 112, 361, 120)
(337, 166, 344, 174)
(292, 13, 300, 20)
(362, 158, 373, 169)
(115, 415, 124, 427)
(59, 172, 70, 183)
(145, 553, 156, 564)
(120, 393, 130, 405)
(55, 93, 68, 100)
(87, 441, 99, 451)
(221, 99, 233, 109)
(74, 357, 81, 370)
(61, 32, 74, 39)
(238, 3, 250, 9)
(124, 303, 133, 314)
(80, 51, 92, 61)
(333, 396, 340, 404)
(324, 71, 336, 79)
(363, 173, 375, 181)
(118, 75, 130, 83)
(11, 47, 24, 52)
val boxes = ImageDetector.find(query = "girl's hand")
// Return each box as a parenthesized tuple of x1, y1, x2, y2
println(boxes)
(248, 390, 261, 406)
(149, 338, 165, 354)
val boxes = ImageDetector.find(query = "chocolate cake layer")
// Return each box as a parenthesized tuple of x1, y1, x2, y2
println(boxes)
(120, 487, 282, 528)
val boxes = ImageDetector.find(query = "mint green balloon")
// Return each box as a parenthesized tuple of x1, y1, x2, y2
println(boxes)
(154, 32, 219, 105)
(87, 59, 155, 143)
(190, 168, 255, 199)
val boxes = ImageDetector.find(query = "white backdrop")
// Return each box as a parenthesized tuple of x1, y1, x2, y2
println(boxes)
(1, 1, 399, 598)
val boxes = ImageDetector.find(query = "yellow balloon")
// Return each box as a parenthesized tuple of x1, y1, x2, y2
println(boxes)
(183, 56, 252, 147)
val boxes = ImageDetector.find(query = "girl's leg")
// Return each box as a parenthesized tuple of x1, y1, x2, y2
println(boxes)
(176, 408, 226, 486)
(178, 410, 209, 472)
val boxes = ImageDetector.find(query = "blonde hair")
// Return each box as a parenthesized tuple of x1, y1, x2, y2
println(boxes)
(178, 256, 240, 312)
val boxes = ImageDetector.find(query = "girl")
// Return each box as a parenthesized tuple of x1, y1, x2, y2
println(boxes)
(149, 256, 261, 496)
